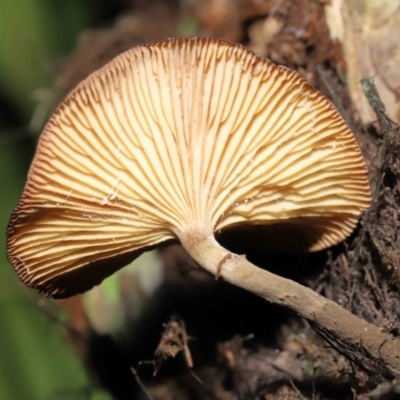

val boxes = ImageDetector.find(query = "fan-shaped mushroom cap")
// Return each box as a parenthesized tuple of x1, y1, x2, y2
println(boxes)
(7, 38, 371, 298)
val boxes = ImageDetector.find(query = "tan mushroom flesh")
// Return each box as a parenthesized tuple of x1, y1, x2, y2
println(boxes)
(7, 38, 371, 298)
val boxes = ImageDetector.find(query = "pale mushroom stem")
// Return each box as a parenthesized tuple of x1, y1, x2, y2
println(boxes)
(180, 228, 400, 375)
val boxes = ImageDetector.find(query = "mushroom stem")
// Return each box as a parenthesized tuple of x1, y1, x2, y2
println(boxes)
(180, 230, 400, 376)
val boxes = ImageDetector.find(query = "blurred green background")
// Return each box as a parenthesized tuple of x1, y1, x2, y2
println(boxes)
(0, 1, 124, 399)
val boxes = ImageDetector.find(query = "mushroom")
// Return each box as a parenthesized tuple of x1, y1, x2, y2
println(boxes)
(7, 37, 371, 298)
(10, 38, 400, 372)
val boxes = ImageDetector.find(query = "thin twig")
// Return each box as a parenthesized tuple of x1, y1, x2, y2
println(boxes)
(130, 367, 155, 400)
(289, 380, 307, 400)
(361, 78, 397, 201)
